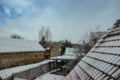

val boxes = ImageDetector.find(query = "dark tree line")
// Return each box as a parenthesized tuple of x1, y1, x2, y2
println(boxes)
(60, 40, 72, 55)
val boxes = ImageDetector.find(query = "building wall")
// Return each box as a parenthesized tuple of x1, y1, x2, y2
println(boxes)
(50, 44, 61, 57)
(0, 51, 44, 70)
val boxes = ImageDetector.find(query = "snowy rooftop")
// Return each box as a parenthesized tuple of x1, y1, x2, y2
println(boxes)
(35, 72, 65, 80)
(14, 78, 27, 80)
(51, 48, 77, 60)
(65, 20, 120, 80)
(0, 37, 45, 53)
(65, 48, 77, 56)
(0, 60, 54, 79)
(51, 55, 76, 60)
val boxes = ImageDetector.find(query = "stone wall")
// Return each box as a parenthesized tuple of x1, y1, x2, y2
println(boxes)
(0, 51, 44, 70)
(3, 60, 57, 80)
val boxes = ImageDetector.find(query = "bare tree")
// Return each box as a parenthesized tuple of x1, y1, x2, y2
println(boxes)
(45, 27, 52, 42)
(39, 26, 52, 42)
(39, 26, 52, 48)
(39, 26, 45, 41)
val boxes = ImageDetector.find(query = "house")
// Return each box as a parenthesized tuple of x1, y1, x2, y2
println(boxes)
(0, 37, 45, 70)
(51, 47, 77, 68)
(51, 47, 78, 73)
(65, 20, 120, 80)
(51, 47, 77, 60)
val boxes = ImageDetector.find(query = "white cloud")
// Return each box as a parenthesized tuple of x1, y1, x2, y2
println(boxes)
(0, 0, 120, 42)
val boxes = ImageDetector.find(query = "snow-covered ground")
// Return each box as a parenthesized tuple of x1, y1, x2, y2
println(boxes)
(0, 60, 54, 79)
(14, 78, 27, 80)
(34, 73, 65, 80)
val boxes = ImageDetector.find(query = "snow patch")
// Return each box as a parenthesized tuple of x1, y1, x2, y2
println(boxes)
(34, 73, 65, 80)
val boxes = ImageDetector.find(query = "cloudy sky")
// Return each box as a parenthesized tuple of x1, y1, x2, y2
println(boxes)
(0, 0, 120, 42)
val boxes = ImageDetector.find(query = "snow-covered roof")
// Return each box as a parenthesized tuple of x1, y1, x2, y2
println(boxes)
(51, 48, 77, 60)
(65, 20, 120, 80)
(0, 37, 45, 53)
(65, 48, 76, 55)
(51, 55, 76, 60)
(14, 78, 27, 80)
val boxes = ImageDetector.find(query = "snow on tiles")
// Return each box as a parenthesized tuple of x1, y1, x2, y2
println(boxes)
(65, 19, 120, 80)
